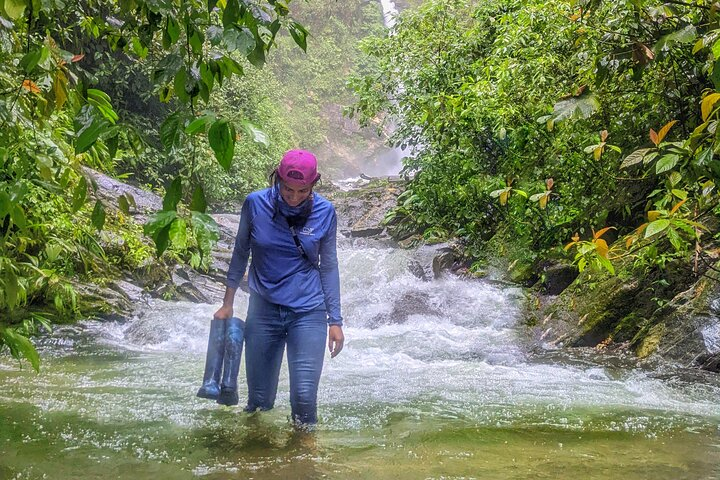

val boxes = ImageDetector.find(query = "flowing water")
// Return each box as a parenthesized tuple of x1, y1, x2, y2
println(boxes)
(1, 236, 720, 479)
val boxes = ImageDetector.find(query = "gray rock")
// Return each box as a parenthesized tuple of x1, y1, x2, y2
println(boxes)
(370, 290, 443, 327)
(408, 243, 457, 280)
(695, 352, 720, 372)
(82, 166, 162, 221)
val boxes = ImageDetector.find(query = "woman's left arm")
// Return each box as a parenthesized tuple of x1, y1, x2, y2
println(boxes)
(319, 208, 344, 357)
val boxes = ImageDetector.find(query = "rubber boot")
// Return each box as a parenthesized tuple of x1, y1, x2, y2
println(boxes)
(196, 318, 226, 400)
(217, 317, 245, 406)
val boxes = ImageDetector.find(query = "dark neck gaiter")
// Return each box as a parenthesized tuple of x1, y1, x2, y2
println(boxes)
(272, 183, 314, 229)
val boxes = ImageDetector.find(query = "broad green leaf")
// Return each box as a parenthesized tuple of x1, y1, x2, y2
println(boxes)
(695, 148, 713, 166)
(208, 119, 236, 170)
(223, 0, 240, 27)
(160, 112, 182, 152)
(144, 210, 178, 237)
(224, 26, 255, 55)
(693, 38, 705, 54)
(19, 47, 43, 74)
(71, 176, 87, 212)
(597, 255, 615, 275)
(654, 25, 697, 52)
(87, 89, 118, 124)
(200, 62, 214, 92)
(154, 223, 172, 256)
(3, 268, 18, 308)
(551, 92, 600, 123)
(645, 219, 670, 238)
(247, 41, 266, 68)
(190, 185, 207, 213)
(91, 200, 105, 231)
(118, 194, 130, 214)
(10, 204, 26, 229)
(174, 68, 189, 102)
(162, 176, 182, 211)
(167, 16, 180, 45)
(185, 116, 211, 135)
(189, 24, 204, 55)
(3, 0, 26, 20)
(655, 154, 679, 174)
(152, 54, 183, 85)
(191, 211, 220, 241)
(74, 105, 110, 154)
(241, 120, 269, 147)
(289, 21, 308, 52)
(75, 119, 106, 154)
(671, 189, 687, 200)
(2, 328, 40, 372)
(668, 171, 682, 186)
(666, 227, 684, 251)
(169, 217, 188, 249)
(207, 26, 223, 45)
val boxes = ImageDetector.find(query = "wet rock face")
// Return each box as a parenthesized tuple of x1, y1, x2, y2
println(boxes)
(319, 179, 404, 240)
(538, 262, 578, 296)
(696, 352, 720, 373)
(83, 167, 162, 222)
(407, 243, 458, 281)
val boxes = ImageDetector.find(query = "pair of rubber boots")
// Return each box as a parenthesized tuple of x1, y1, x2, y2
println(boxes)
(197, 317, 245, 406)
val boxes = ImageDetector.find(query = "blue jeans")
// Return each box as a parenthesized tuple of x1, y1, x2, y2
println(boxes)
(244, 294, 328, 425)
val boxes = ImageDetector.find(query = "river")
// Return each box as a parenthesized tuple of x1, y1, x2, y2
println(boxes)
(1, 233, 719, 479)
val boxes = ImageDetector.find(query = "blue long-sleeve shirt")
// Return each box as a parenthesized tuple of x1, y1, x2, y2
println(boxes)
(226, 187, 343, 326)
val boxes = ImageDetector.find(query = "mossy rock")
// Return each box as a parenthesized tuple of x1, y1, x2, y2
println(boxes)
(636, 322, 665, 358)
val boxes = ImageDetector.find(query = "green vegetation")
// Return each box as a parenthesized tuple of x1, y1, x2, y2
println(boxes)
(0, 0, 383, 370)
(350, 0, 720, 348)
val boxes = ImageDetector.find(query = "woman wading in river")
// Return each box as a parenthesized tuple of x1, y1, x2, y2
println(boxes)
(204, 149, 344, 426)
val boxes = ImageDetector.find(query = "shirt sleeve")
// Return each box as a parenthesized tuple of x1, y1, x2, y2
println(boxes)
(319, 208, 343, 326)
(226, 198, 252, 289)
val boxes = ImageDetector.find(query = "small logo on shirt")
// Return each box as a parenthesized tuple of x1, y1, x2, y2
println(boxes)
(300, 227, 315, 235)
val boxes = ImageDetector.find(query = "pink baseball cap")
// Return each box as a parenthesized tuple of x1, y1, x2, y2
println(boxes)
(278, 149, 319, 187)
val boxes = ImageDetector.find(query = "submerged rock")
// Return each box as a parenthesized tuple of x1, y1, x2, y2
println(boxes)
(369, 290, 443, 327)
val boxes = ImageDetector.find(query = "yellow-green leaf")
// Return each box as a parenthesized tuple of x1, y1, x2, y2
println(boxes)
(701, 92, 720, 121)
(648, 210, 662, 221)
(692, 38, 704, 54)
(499, 190, 509, 206)
(539, 192, 549, 209)
(671, 189, 688, 200)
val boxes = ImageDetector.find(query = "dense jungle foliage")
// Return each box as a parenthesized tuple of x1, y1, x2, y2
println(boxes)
(350, 0, 720, 297)
(0, 0, 382, 369)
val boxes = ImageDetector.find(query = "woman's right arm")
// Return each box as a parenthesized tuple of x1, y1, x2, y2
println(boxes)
(214, 198, 251, 320)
